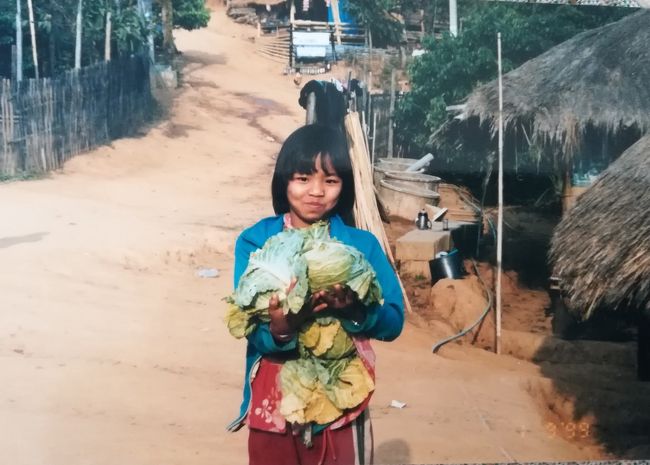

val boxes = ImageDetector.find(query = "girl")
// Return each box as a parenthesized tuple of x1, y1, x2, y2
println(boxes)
(227, 124, 404, 465)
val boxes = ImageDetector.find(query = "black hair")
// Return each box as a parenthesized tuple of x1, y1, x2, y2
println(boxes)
(271, 124, 355, 222)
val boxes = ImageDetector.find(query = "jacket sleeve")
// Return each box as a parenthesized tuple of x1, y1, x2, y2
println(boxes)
(233, 233, 297, 354)
(340, 234, 404, 341)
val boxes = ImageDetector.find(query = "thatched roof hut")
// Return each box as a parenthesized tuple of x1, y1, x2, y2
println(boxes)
(549, 135, 650, 318)
(463, 10, 650, 157)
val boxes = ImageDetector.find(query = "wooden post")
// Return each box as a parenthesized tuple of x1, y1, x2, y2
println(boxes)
(306, 92, 316, 124)
(289, 23, 294, 69)
(371, 110, 377, 168)
(420, 8, 425, 34)
(330, 0, 342, 46)
(27, 0, 39, 78)
(449, 0, 458, 37)
(11, 45, 17, 81)
(105, 11, 112, 61)
(387, 68, 396, 158)
(496, 32, 504, 355)
(49, 23, 56, 76)
(15, 0, 23, 82)
(75, 0, 83, 69)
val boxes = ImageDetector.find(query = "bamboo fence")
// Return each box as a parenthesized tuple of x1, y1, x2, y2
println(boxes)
(0, 54, 152, 178)
(366, 92, 408, 159)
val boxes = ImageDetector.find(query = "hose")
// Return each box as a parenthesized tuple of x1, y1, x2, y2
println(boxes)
(431, 260, 493, 353)
(432, 170, 496, 353)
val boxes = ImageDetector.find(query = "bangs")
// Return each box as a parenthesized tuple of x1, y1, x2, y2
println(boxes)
(271, 124, 355, 220)
(293, 153, 340, 177)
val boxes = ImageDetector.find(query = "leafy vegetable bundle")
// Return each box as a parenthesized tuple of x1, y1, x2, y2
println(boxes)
(225, 222, 382, 424)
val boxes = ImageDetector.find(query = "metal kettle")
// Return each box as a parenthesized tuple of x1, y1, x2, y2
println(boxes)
(415, 209, 432, 230)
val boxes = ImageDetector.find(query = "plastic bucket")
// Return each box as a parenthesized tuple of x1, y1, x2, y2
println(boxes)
(429, 249, 464, 285)
(384, 171, 442, 192)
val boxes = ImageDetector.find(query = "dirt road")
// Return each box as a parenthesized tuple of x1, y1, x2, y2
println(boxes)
(0, 6, 605, 464)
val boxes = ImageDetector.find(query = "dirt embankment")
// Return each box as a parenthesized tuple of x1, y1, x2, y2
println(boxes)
(393, 210, 650, 460)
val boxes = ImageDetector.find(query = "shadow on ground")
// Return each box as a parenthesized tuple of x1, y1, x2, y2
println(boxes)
(530, 318, 650, 458)
(375, 438, 411, 465)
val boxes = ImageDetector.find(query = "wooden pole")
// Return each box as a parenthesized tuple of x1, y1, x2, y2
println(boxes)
(26, 0, 39, 78)
(496, 32, 504, 355)
(104, 11, 112, 61)
(75, 0, 83, 69)
(330, 0, 342, 46)
(387, 68, 396, 158)
(371, 110, 377, 168)
(11, 45, 17, 81)
(449, 0, 458, 37)
(15, 0, 23, 82)
(306, 92, 316, 124)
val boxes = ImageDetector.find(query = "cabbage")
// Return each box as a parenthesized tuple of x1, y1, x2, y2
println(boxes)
(225, 222, 381, 425)
(232, 229, 308, 315)
(302, 223, 383, 306)
(299, 318, 355, 360)
(225, 221, 383, 340)
(280, 353, 374, 425)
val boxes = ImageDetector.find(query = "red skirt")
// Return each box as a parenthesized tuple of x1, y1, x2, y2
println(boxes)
(248, 409, 373, 465)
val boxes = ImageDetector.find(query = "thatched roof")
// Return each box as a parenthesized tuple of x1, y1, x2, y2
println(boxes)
(549, 135, 650, 317)
(464, 10, 650, 156)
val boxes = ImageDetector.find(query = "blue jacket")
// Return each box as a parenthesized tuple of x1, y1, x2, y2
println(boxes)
(226, 214, 404, 431)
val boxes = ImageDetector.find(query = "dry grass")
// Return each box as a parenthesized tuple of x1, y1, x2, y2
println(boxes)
(463, 10, 650, 158)
(549, 135, 650, 317)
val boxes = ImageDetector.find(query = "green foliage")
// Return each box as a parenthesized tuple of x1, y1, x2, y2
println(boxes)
(346, 0, 403, 47)
(172, 0, 210, 30)
(0, 0, 210, 78)
(395, 2, 632, 155)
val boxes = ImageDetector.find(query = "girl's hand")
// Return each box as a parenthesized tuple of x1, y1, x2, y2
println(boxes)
(268, 278, 298, 342)
(311, 284, 358, 313)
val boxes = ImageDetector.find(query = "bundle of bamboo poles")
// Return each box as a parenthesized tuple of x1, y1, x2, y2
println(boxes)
(344, 112, 412, 313)
(256, 32, 291, 63)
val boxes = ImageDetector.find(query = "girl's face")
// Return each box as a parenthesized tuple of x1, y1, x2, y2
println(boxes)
(287, 154, 343, 228)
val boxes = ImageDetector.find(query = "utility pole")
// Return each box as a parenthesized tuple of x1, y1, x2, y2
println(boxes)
(449, 0, 458, 37)
(15, 0, 23, 81)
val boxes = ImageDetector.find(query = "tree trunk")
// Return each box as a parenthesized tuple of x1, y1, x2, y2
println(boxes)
(75, 0, 83, 69)
(160, 0, 175, 58)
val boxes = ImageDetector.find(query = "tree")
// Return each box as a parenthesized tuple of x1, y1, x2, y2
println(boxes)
(345, 0, 403, 47)
(0, 0, 210, 78)
(394, 2, 632, 156)
(172, 0, 210, 31)
(160, 0, 174, 57)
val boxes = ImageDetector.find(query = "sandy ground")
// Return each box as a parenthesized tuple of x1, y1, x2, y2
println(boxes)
(0, 5, 618, 465)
